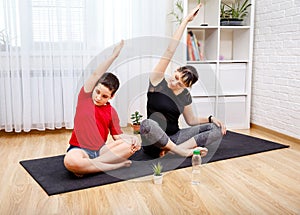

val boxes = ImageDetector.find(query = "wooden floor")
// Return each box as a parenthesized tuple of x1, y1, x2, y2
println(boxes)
(0, 127, 299, 215)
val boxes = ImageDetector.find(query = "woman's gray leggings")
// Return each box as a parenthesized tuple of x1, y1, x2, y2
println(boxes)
(140, 119, 223, 157)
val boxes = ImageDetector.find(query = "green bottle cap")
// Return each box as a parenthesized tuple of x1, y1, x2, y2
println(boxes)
(193, 149, 200, 155)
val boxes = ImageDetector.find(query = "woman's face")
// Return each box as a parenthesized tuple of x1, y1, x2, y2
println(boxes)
(168, 71, 187, 90)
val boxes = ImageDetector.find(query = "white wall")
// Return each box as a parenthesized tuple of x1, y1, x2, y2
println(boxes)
(251, 0, 300, 139)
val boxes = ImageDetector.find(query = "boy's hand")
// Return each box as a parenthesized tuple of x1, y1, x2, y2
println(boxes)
(121, 134, 141, 153)
(130, 135, 141, 153)
(112, 40, 124, 58)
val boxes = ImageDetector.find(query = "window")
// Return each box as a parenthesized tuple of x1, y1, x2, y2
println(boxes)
(31, 0, 85, 42)
(0, 0, 20, 47)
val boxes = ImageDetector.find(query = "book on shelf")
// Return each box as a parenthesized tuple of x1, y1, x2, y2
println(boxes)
(186, 32, 195, 61)
(187, 31, 204, 61)
(197, 40, 204, 61)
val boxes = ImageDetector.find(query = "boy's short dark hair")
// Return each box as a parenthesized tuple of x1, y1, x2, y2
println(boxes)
(95, 72, 120, 96)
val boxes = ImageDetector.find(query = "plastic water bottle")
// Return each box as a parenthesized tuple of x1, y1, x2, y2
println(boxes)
(191, 149, 201, 185)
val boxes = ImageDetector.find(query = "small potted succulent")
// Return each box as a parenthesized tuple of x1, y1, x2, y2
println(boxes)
(220, 0, 251, 26)
(152, 162, 163, 184)
(130, 111, 143, 134)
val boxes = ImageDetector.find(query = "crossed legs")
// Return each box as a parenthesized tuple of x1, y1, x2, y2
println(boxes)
(140, 119, 223, 158)
(64, 139, 134, 176)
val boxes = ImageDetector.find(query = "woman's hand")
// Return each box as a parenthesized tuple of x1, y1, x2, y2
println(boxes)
(186, 3, 202, 22)
(211, 117, 227, 135)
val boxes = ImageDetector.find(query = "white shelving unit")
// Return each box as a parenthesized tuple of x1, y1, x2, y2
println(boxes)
(184, 0, 255, 129)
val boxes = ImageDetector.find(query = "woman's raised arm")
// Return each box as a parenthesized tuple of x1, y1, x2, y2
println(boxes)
(150, 4, 202, 86)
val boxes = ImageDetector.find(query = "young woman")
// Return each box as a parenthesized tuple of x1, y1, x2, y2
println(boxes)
(140, 4, 226, 158)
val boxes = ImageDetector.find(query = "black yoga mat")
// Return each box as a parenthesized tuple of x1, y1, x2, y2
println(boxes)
(20, 131, 289, 196)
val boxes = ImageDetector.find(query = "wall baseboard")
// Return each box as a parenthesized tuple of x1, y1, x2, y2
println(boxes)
(250, 123, 300, 144)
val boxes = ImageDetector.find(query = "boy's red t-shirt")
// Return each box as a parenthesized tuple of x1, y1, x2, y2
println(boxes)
(69, 87, 122, 151)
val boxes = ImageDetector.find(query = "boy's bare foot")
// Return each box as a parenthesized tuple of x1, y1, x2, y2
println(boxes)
(123, 160, 132, 167)
(90, 159, 132, 172)
(74, 173, 84, 178)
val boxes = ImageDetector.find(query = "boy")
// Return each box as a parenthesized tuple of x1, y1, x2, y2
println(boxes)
(64, 40, 141, 176)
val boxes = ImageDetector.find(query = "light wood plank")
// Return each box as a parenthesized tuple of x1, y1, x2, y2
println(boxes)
(0, 127, 299, 214)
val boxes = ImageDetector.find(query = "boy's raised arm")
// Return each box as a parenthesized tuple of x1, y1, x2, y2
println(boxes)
(84, 40, 124, 93)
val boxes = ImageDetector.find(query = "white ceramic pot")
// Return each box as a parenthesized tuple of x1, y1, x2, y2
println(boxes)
(153, 174, 163, 184)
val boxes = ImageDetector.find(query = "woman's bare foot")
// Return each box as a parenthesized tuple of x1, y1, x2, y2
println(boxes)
(161, 141, 208, 158)
(182, 147, 208, 157)
(159, 148, 174, 158)
(194, 147, 208, 157)
(175, 147, 195, 157)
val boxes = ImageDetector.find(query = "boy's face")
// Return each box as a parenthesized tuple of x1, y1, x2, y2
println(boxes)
(92, 83, 113, 106)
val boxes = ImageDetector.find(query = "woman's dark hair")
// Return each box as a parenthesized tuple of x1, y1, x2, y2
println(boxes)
(95, 72, 120, 96)
(177, 65, 199, 87)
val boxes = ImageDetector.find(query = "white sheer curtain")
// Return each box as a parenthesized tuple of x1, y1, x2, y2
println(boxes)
(0, 0, 171, 132)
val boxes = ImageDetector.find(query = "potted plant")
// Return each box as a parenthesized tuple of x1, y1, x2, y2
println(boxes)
(130, 111, 143, 134)
(220, 0, 251, 26)
(152, 162, 163, 184)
